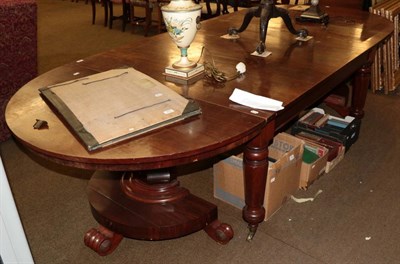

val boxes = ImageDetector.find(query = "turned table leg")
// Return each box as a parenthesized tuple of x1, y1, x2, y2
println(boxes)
(351, 49, 376, 119)
(242, 121, 275, 241)
(351, 64, 372, 119)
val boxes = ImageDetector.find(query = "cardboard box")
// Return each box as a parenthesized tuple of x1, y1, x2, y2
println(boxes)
(213, 133, 303, 220)
(325, 145, 345, 173)
(292, 107, 361, 151)
(299, 141, 329, 188)
(294, 131, 345, 174)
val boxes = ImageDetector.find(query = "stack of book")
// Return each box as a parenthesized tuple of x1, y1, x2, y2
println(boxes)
(296, 131, 343, 163)
(291, 107, 361, 176)
(291, 108, 361, 151)
(298, 139, 330, 188)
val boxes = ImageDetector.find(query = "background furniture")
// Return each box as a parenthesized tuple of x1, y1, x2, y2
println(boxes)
(156, 0, 170, 33)
(129, 0, 154, 36)
(196, 0, 222, 19)
(90, 0, 108, 26)
(109, 0, 131, 31)
(196, 0, 238, 19)
(369, 0, 400, 94)
(128, 0, 170, 36)
(0, 0, 37, 142)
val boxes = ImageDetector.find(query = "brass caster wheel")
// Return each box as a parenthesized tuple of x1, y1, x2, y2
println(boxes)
(246, 224, 257, 242)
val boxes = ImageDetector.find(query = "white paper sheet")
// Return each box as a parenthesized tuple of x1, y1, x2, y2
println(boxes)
(229, 88, 284, 111)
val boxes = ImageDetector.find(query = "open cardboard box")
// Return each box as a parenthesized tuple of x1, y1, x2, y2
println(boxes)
(213, 133, 303, 220)
(325, 145, 345, 173)
(299, 140, 329, 188)
(292, 107, 361, 152)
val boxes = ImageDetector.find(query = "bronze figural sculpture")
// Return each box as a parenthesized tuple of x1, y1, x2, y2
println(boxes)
(229, 0, 308, 54)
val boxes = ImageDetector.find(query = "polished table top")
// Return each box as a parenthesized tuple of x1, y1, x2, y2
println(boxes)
(6, 7, 393, 171)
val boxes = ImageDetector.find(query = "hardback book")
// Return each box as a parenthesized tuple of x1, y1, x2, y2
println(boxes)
(39, 67, 201, 151)
(294, 131, 343, 162)
(299, 111, 324, 127)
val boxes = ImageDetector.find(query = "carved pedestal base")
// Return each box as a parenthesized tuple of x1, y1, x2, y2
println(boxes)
(84, 171, 233, 255)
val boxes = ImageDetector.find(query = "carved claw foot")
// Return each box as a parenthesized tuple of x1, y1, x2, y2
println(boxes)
(246, 224, 258, 242)
(84, 226, 123, 256)
(204, 220, 234, 245)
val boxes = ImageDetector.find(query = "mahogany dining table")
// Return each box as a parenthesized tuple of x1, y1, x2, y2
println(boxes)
(6, 5, 393, 256)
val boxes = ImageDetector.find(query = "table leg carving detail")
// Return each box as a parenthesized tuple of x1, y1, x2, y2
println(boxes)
(84, 225, 123, 256)
(242, 122, 274, 241)
(204, 220, 234, 245)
